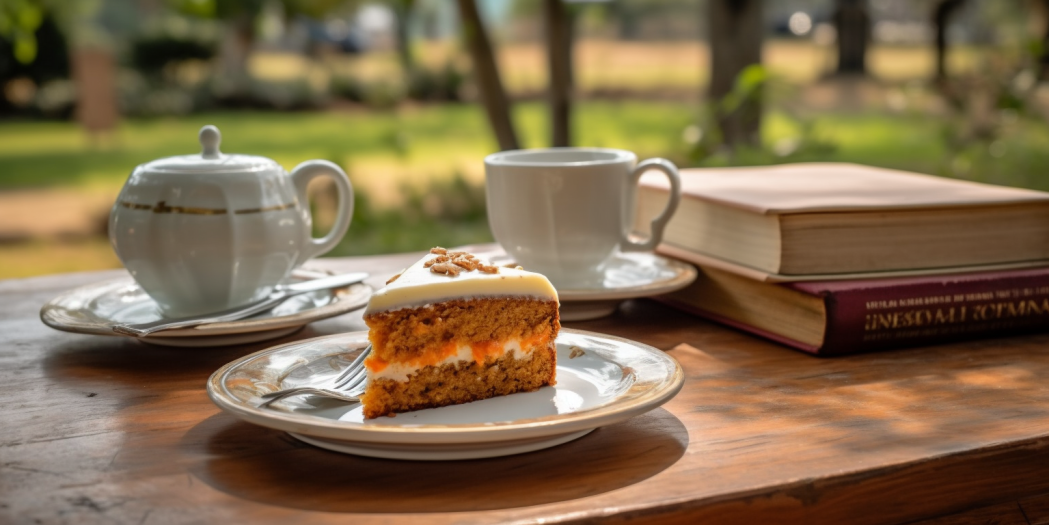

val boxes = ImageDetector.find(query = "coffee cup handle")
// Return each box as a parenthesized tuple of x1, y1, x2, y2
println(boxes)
(290, 160, 354, 265)
(621, 158, 681, 252)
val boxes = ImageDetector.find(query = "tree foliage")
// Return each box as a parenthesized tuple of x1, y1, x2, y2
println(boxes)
(168, 0, 346, 20)
(0, 0, 44, 63)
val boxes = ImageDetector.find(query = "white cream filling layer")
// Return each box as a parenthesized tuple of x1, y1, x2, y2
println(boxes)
(369, 338, 532, 382)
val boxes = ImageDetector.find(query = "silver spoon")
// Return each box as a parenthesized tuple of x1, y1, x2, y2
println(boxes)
(112, 272, 369, 337)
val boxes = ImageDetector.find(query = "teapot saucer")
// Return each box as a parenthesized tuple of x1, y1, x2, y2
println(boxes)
(41, 269, 371, 347)
(455, 244, 697, 321)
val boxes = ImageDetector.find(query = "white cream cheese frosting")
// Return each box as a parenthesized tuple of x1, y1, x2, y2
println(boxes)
(364, 251, 559, 315)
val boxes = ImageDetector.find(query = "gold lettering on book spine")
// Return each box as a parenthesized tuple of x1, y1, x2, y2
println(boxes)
(864, 298, 1049, 332)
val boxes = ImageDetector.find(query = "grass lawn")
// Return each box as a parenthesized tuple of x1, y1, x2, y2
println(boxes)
(0, 101, 694, 191)
(2, 99, 1049, 278)
(353, 40, 995, 95)
(4, 101, 1048, 191)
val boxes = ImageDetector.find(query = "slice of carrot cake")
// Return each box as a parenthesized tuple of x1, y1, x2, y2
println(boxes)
(361, 247, 559, 419)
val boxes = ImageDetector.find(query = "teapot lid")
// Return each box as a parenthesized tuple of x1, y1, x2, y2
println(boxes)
(139, 125, 280, 174)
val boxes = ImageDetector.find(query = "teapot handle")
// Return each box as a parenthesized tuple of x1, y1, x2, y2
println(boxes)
(290, 160, 354, 266)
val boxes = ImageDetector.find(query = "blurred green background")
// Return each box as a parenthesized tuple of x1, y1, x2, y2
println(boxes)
(2, 0, 1049, 278)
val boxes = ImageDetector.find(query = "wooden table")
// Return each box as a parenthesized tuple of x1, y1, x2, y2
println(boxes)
(4, 251, 1049, 525)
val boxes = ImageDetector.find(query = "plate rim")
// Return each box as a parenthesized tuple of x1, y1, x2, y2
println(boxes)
(39, 276, 372, 339)
(206, 328, 684, 444)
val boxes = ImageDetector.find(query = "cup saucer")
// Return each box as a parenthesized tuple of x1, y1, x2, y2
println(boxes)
(40, 269, 372, 347)
(456, 244, 697, 321)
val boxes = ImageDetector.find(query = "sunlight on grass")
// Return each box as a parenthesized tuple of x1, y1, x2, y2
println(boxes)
(323, 41, 993, 95)
(0, 101, 698, 192)
(312, 40, 998, 97)
(0, 238, 122, 278)
(4, 101, 1049, 198)
(4, 101, 1048, 195)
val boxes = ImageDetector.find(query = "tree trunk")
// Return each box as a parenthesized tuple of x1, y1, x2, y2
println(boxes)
(72, 48, 118, 136)
(615, 3, 641, 41)
(393, 0, 416, 75)
(215, 12, 255, 102)
(1040, 0, 1049, 80)
(544, 0, 573, 147)
(709, 0, 762, 147)
(457, 0, 519, 151)
(933, 0, 966, 81)
(833, 0, 869, 75)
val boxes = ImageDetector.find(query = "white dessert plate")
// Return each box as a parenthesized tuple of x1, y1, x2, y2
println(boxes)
(207, 328, 684, 460)
(456, 244, 698, 320)
(40, 270, 372, 347)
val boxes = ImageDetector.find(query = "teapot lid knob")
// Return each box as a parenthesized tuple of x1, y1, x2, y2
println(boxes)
(199, 125, 221, 159)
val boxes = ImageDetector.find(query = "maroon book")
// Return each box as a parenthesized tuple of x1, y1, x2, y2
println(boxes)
(660, 266, 1049, 355)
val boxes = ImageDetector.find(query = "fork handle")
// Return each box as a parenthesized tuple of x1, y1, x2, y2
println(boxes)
(256, 390, 298, 409)
(256, 387, 364, 408)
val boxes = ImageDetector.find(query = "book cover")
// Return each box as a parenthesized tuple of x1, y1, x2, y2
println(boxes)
(639, 162, 1049, 214)
(635, 163, 1049, 276)
(660, 266, 1049, 355)
(657, 243, 1049, 283)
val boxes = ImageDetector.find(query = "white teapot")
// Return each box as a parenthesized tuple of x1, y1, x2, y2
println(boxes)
(108, 125, 353, 317)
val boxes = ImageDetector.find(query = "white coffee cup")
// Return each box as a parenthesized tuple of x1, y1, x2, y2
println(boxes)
(485, 148, 681, 287)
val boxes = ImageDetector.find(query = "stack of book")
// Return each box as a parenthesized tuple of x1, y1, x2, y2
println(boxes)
(635, 163, 1049, 355)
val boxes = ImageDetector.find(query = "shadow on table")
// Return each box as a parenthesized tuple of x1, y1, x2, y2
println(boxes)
(180, 408, 688, 513)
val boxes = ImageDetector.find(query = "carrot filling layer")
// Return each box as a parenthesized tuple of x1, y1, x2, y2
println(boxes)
(364, 328, 554, 382)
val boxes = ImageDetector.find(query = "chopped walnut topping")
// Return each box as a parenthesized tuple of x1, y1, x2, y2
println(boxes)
(386, 272, 403, 284)
(424, 254, 450, 268)
(504, 263, 523, 270)
(430, 262, 461, 276)
(426, 248, 501, 277)
(569, 346, 586, 359)
(451, 256, 481, 271)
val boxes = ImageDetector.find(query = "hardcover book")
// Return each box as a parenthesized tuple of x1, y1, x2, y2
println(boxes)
(661, 265, 1049, 355)
(635, 163, 1049, 277)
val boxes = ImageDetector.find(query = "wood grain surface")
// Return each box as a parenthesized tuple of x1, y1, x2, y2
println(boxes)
(3, 251, 1049, 524)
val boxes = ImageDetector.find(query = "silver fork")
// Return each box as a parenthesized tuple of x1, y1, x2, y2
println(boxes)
(256, 344, 372, 408)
